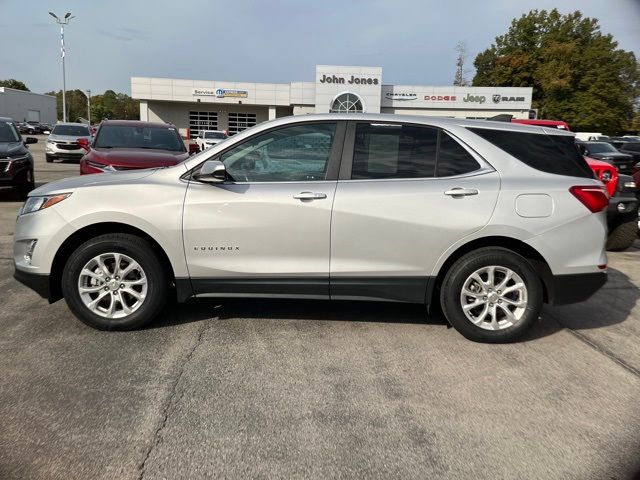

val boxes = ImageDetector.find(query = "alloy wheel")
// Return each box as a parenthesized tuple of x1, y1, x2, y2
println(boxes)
(460, 265, 528, 330)
(77, 252, 147, 319)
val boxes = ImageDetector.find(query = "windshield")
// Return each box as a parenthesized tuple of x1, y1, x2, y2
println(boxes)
(587, 143, 617, 153)
(95, 125, 186, 152)
(0, 121, 20, 142)
(205, 132, 227, 140)
(52, 124, 91, 137)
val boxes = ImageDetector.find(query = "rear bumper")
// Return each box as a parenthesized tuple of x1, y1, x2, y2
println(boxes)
(14, 267, 51, 301)
(549, 272, 607, 305)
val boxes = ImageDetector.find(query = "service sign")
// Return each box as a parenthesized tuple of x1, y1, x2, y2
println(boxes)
(192, 88, 249, 98)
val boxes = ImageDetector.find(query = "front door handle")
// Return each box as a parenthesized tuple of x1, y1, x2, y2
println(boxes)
(444, 188, 479, 197)
(293, 191, 327, 200)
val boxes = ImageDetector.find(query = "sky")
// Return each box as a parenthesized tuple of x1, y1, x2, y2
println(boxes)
(0, 0, 638, 95)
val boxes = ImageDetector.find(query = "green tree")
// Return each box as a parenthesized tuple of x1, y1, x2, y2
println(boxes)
(44, 89, 140, 122)
(0, 79, 30, 91)
(472, 9, 640, 134)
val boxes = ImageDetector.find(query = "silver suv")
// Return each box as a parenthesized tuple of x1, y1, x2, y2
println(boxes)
(13, 114, 609, 342)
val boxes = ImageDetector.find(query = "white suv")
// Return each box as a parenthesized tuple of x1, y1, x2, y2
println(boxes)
(195, 130, 228, 152)
(13, 114, 608, 342)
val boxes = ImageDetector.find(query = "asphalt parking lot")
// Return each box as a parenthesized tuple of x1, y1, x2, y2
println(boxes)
(1, 136, 640, 479)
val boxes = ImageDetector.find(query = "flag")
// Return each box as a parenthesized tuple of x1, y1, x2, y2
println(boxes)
(60, 26, 65, 58)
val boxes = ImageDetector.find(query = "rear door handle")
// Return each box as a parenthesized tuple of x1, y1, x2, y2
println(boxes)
(293, 191, 327, 200)
(444, 188, 479, 197)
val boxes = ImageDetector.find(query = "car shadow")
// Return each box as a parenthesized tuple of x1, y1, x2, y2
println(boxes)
(524, 265, 639, 341)
(149, 265, 638, 343)
(149, 297, 445, 331)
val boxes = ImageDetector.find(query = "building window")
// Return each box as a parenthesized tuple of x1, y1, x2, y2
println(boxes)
(228, 112, 257, 135)
(189, 111, 218, 139)
(330, 92, 364, 113)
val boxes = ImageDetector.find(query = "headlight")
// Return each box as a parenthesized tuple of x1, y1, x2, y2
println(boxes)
(46, 140, 55, 145)
(86, 160, 116, 172)
(20, 193, 72, 215)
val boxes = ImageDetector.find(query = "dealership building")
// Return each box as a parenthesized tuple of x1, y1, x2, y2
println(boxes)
(0, 87, 57, 124)
(132, 65, 534, 138)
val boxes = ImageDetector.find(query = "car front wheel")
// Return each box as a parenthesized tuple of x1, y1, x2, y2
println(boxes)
(61, 233, 168, 330)
(440, 247, 543, 343)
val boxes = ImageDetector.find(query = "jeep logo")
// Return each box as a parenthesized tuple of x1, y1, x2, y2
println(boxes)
(463, 94, 486, 104)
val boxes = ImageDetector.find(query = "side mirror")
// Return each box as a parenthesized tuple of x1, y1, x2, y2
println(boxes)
(192, 160, 227, 183)
(77, 137, 90, 151)
(188, 143, 200, 155)
(24, 137, 38, 145)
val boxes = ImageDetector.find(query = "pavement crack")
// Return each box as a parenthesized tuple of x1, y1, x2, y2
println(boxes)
(547, 311, 640, 379)
(565, 328, 640, 379)
(136, 321, 212, 480)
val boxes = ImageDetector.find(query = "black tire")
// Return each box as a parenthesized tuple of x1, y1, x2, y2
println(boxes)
(13, 169, 35, 199)
(606, 213, 638, 251)
(46, 154, 54, 163)
(440, 247, 543, 343)
(61, 233, 168, 330)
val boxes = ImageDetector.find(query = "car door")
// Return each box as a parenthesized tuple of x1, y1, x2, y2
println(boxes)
(330, 121, 500, 303)
(183, 121, 345, 298)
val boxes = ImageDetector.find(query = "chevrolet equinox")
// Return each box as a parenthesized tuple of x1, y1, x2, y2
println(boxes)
(13, 114, 608, 342)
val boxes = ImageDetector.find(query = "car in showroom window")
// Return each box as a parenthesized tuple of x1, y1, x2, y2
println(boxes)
(13, 114, 609, 343)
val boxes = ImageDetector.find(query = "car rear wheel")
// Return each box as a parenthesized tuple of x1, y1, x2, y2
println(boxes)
(61, 233, 168, 330)
(440, 247, 543, 343)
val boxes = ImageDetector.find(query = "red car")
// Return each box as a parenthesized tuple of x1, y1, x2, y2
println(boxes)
(78, 120, 189, 174)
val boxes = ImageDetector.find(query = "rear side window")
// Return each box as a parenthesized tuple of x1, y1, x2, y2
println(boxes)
(352, 124, 438, 179)
(468, 128, 593, 178)
(625, 143, 640, 152)
(437, 132, 481, 177)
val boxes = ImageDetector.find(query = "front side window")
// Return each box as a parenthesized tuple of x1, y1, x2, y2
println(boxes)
(220, 123, 336, 182)
(95, 125, 186, 152)
(52, 124, 91, 137)
(351, 124, 438, 179)
(0, 122, 20, 142)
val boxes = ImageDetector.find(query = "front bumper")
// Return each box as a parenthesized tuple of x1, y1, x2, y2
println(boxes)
(549, 272, 607, 305)
(0, 157, 32, 186)
(606, 195, 638, 219)
(45, 142, 84, 160)
(14, 267, 51, 301)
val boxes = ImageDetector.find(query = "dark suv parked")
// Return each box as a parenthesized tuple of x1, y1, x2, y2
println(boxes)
(0, 117, 37, 197)
(576, 141, 634, 174)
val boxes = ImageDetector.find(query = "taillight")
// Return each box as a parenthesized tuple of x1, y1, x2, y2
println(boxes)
(569, 186, 609, 213)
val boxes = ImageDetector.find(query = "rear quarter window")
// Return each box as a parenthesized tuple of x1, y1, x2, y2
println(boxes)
(468, 128, 594, 179)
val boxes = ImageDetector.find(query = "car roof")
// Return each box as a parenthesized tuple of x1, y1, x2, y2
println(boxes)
(54, 122, 90, 126)
(101, 119, 176, 128)
(266, 113, 575, 137)
(0, 117, 15, 123)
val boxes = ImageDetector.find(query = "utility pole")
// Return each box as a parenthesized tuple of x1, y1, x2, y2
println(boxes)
(49, 12, 75, 122)
(86, 89, 91, 124)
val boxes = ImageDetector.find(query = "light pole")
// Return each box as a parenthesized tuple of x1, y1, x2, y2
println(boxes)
(49, 12, 75, 122)
(86, 89, 91, 124)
